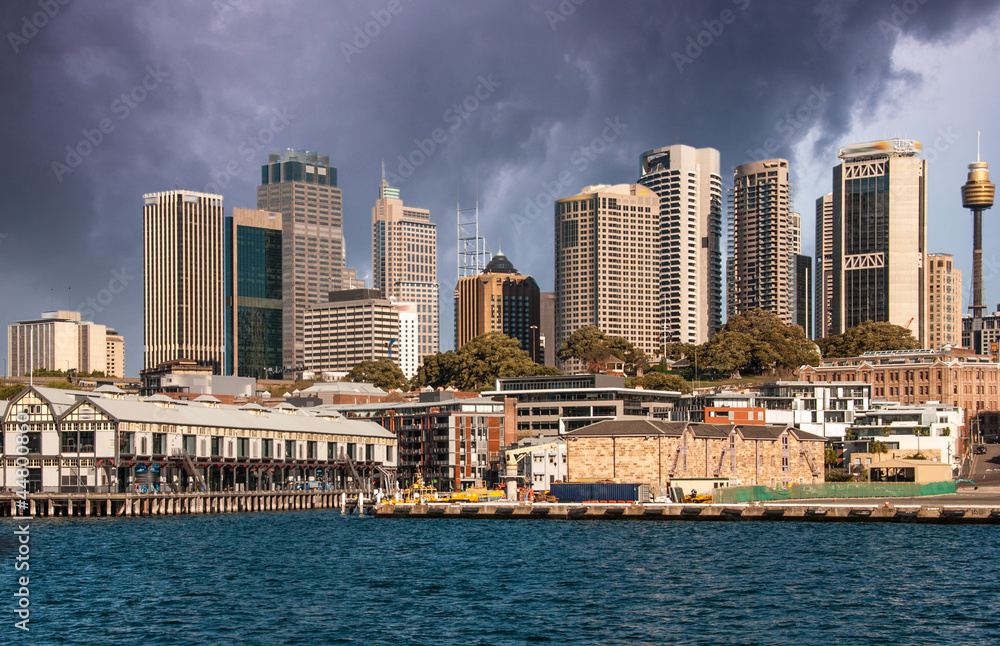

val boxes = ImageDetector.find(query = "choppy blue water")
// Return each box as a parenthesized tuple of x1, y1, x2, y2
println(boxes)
(2, 511, 999, 645)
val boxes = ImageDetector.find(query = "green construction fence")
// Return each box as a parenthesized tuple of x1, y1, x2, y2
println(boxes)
(713, 481, 957, 504)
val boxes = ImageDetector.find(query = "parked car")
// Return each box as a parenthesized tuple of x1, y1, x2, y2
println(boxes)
(975, 445, 987, 454)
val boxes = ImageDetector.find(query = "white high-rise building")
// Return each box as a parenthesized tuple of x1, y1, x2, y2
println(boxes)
(143, 190, 225, 373)
(638, 145, 722, 345)
(8, 311, 123, 378)
(815, 193, 835, 339)
(395, 301, 419, 380)
(372, 177, 439, 360)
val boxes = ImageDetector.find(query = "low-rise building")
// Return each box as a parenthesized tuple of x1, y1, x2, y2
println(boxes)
(564, 419, 825, 495)
(507, 437, 567, 493)
(798, 347, 1000, 437)
(840, 402, 961, 474)
(140, 359, 256, 399)
(494, 374, 681, 437)
(324, 392, 515, 492)
(0, 385, 396, 494)
(303, 289, 400, 374)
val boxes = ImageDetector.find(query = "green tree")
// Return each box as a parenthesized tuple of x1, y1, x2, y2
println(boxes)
(629, 371, 692, 394)
(344, 359, 409, 392)
(451, 333, 539, 390)
(558, 326, 645, 375)
(412, 350, 464, 390)
(533, 365, 562, 376)
(817, 320, 919, 358)
(870, 440, 889, 461)
(45, 380, 81, 391)
(0, 384, 26, 400)
(661, 342, 699, 362)
(824, 446, 839, 469)
(699, 309, 819, 378)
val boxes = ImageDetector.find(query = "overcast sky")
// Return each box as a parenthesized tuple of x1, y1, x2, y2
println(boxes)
(2, 0, 999, 377)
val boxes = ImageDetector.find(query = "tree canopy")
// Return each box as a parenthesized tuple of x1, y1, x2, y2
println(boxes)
(557, 326, 647, 375)
(0, 384, 25, 400)
(412, 333, 554, 391)
(344, 359, 409, 392)
(817, 320, 919, 358)
(628, 371, 692, 394)
(698, 309, 818, 379)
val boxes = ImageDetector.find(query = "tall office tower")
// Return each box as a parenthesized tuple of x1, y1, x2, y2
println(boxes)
(540, 291, 556, 367)
(454, 251, 541, 362)
(302, 289, 400, 374)
(105, 329, 125, 378)
(225, 208, 283, 378)
(815, 193, 834, 339)
(372, 176, 439, 359)
(961, 140, 995, 353)
(143, 190, 225, 373)
(257, 150, 343, 373)
(831, 139, 927, 345)
(637, 145, 722, 345)
(395, 301, 419, 379)
(925, 253, 962, 349)
(793, 254, 813, 337)
(554, 184, 660, 371)
(8, 311, 119, 377)
(728, 159, 794, 323)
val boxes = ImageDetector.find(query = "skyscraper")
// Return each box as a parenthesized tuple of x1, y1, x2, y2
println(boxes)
(815, 193, 834, 339)
(302, 289, 400, 375)
(257, 150, 343, 373)
(454, 251, 541, 362)
(555, 184, 660, 370)
(831, 139, 927, 345)
(372, 176, 439, 359)
(225, 208, 283, 378)
(728, 159, 794, 323)
(925, 253, 962, 349)
(143, 190, 225, 373)
(8, 311, 122, 377)
(637, 145, 722, 345)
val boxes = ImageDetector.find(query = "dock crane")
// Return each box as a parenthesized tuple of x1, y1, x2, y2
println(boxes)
(503, 441, 561, 501)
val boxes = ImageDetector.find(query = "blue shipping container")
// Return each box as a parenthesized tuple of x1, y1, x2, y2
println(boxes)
(550, 483, 644, 502)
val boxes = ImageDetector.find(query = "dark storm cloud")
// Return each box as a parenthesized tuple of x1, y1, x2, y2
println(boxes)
(0, 0, 994, 374)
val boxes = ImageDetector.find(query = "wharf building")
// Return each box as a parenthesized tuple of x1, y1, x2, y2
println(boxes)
(815, 192, 835, 339)
(225, 208, 283, 378)
(925, 253, 962, 349)
(830, 139, 928, 345)
(8, 310, 125, 378)
(257, 150, 345, 373)
(564, 419, 826, 493)
(0, 385, 396, 494)
(798, 347, 1000, 441)
(302, 289, 400, 376)
(323, 392, 514, 492)
(143, 190, 225, 373)
(637, 144, 723, 345)
(554, 184, 661, 371)
(670, 380, 871, 439)
(728, 159, 795, 325)
(372, 176, 440, 360)
(493, 374, 681, 437)
(454, 251, 541, 363)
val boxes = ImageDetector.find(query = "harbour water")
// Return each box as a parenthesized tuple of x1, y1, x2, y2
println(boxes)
(4, 511, 999, 645)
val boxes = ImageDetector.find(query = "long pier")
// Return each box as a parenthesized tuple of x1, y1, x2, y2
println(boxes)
(374, 501, 1000, 525)
(0, 490, 374, 518)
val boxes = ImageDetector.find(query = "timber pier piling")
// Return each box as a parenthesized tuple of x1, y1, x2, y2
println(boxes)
(0, 490, 374, 518)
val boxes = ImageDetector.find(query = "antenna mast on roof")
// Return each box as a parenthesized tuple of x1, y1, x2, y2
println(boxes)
(457, 174, 490, 280)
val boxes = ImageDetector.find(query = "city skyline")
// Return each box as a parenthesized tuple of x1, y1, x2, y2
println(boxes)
(2, 1, 999, 377)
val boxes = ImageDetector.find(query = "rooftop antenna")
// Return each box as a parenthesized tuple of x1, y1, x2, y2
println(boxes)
(457, 173, 491, 281)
